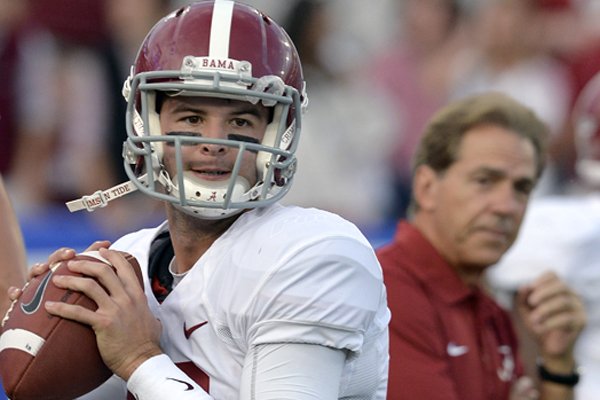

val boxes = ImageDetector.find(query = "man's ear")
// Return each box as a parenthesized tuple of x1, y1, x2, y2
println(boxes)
(413, 165, 439, 212)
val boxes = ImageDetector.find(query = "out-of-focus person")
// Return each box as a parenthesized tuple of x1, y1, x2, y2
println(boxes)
(6, 0, 110, 214)
(488, 70, 600, 400)
(0, 0, 29, 176)
(450, 0, 574, 197)
(377, 92, 586, 400)
(529, 0, 600, 187)
(0, 175, 27, 317)
(370, 0, 468, 219)
(279, 0, 397, 229)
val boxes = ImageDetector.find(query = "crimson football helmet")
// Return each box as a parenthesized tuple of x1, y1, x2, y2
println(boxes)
(117, 0, 307, 219)
(574, 70, 600, 186)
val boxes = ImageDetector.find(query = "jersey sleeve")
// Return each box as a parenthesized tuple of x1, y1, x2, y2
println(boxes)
(239, 343, 346, 399)
(126, 346, 347, 400)
(241, 236, 385, 355)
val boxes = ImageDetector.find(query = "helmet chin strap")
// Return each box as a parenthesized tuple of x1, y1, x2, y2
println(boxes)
(65, 167, 262, 217)
(160, 168, 265, 219)
(162, 169, 252, 203)
(65, 173, 165, 213)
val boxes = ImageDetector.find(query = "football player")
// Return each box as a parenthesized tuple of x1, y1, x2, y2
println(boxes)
(9, 1, 390, 399)
(487, 70, 600, 400)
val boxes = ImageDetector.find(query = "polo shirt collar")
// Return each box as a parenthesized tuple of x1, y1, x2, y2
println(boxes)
(394, 221, 477, 305)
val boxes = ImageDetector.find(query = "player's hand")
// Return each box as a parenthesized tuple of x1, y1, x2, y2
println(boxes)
(516, 271, 586, 368)
(44, 247, 162, 380)
(510, 376, 539, 400)
(7, 241, 111, 302)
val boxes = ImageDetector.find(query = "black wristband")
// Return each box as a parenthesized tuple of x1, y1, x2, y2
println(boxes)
(537, 360, 580, 387)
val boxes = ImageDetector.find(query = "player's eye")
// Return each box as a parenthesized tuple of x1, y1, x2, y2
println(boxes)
(231, 118, 251, 128)
(184, 115, 201, 124)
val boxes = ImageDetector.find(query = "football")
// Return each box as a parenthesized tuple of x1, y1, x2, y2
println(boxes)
(0, 250, 143, 400)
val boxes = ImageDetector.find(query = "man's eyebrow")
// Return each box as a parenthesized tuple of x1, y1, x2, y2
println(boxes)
(230, 106, 265, 119)
(167, 102, 265, 119)
(470, 166, 506, 178)
(169, 103, 206, 114)
(472, 166, 535, 184)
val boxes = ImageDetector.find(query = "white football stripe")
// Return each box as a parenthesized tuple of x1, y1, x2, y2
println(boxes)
(0, 329, 46, 356)
(209, 0, 234, 59)
(78, 250, 112, 265)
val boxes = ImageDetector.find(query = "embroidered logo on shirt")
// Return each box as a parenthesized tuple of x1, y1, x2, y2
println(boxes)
(183, 321, 208, 339)
(446, 342, 469, 357)
(497, 345, 515, 382)
(166, 377, 194, 391)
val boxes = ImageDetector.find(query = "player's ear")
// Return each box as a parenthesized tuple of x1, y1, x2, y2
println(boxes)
(413, 165, 439, 212)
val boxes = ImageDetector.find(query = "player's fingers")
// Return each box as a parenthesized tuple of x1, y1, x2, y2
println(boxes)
(84, 240, 112, 252)
(99, 249, 143, 296)
(27, 262, 50, 280)
(52, 265, 116, 311)
(32, 248, 78, 280)
(44, 298, 98, 327)
(7, 286, 22, 301)
(47, 247, 77, 265)
(37, 242, 109, 280)
(65, 257, 134, 309)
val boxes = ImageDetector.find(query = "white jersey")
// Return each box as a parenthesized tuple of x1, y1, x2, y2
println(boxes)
(94, 203, 389, 399)
(487, 194, 600, 400)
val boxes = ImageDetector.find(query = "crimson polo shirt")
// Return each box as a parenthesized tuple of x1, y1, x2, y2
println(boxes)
(376, 221, 523, 400)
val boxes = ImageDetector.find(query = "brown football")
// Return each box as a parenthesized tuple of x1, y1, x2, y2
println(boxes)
(0, 251, 143, 400)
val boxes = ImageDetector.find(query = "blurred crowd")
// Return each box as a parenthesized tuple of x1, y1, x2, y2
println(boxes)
(2, 0, 600, 235)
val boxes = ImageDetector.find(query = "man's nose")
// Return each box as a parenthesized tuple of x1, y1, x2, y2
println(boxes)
(490, 183, 525, 216)
(198, 122, 228, 155)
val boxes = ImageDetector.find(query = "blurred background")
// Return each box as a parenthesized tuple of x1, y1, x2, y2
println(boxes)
(2, 0, 600, 260)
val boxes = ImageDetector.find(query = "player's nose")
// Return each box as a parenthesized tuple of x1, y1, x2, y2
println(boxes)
(198, 121, 229, 155)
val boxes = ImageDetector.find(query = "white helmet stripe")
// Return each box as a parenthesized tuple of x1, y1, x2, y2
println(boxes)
(209, 0, 234, 58)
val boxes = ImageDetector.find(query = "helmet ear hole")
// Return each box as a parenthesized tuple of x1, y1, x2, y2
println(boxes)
(134, 159, 145, 175)
(274, 164, 285, 187)
(273, 156, 297, 187)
